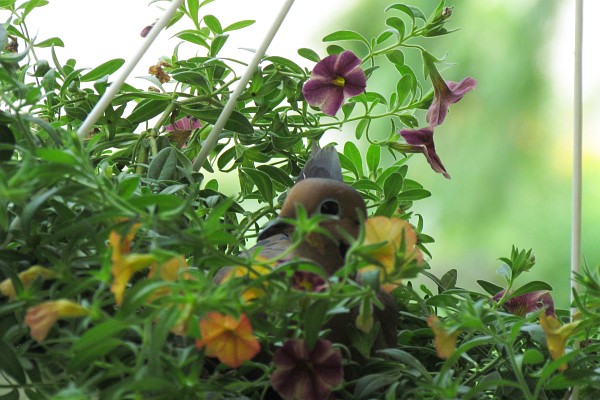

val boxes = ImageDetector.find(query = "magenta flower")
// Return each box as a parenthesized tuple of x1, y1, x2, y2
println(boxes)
(493, 290, 556, 318)
(302, 50, 367, 116)
(400, 126, 450, 179)
(423, 52, 477, 127)
(291, 271, 327, 292)
(271, 339, 343, 400)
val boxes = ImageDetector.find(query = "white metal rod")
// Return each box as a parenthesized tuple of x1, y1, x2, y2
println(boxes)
(76, 0, 185, 140)
(191, 0, 296, 172)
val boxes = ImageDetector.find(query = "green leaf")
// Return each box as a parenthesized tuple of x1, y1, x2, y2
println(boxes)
(0, 339, 26, 385)
(376, 29, 395, 44)
(396, 188, 430, 201)
(148, 147, 178, 181)
(204, 14, 222, 34)
(256, 165, 294, 188)
(297, 47, 321, 63)
(352, 179, 382, 193)
(522, 348, 544, 365)
(209, 34, 229, 57)
(366, 144, 380, 173)
(343, 141, 363, 177)
(34, 37, 64, 48)
(385, 16, 405, 39)
(80, 58, 125, 82)
(477, 280, 503, 296)
(326, 44, 345, 55)
(241, 168, 273, 205)
(0, 0, 16, 9)
(175, 30, 209, 49)
(127, 99, 169, 125)
(385, 4, 427, 25)
(385, 49, 404, 66)
(323, 30, 368, 45)
(223, 19, 255, 32)
(304, 299, 330, 350)
(183, 107, 253, 134)
(0, 389, 19, 400)
(265, 56, 304, 75)
(383, 172, 404, 199)
(508, 281, 553, 300)
(439, 269, 457, 291)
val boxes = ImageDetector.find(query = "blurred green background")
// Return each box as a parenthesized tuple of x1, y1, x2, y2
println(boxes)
(329, 0, 599, 308)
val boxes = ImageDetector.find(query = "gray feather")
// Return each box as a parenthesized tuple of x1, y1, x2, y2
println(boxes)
(297, 144, 343, 182)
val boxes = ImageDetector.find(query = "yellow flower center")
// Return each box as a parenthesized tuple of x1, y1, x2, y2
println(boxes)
(332, 76, 345, 87)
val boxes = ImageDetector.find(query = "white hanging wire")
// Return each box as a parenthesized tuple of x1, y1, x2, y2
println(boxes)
(191, 0, 296, 172)
(76, 0, 185, 140)
(570, 0, 583, 398)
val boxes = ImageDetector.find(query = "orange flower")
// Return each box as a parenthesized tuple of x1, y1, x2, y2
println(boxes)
(0, 266, 57, 301)
(427, 315, 459, 359)
(109, 228, 155, 305)
(195, 312, 260, 368)
(358, 216, 423, 292)
(539, 313, 581, 371)
(25, 299, 88, 342)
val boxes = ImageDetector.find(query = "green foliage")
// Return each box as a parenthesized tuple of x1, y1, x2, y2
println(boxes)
(0, 0, 599, 399)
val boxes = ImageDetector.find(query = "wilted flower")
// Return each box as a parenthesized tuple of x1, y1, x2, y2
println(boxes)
(291, 271, 327, 292)
(0, 266, 57, 301)
(400, 126, 450, 179)
(422, 51, 477, 127)
(109, 227, 155, 305)
(493, 290, 556, 318)
(195, 312, 260, 368)
(358, 216, 423, 292)
(165, 116, 201, 148)
(271, 339, 343, 400)
(25, 300, 88, 342)
(302, 50, 366, 116)
(539, 313, 581, 371)
(427, 315, 459, 359)
(149, 60, 171, 84)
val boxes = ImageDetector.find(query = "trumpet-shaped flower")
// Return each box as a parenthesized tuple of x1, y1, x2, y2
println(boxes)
(358, 216, 423, 292)
(423, 51, 477, 127)
(427, 315, 459, 359)
(219, 258, 273, 302)
(291, 271, 327, 292)
(539, 313, 580, 371)
(400, 126, 450, 179)
(0, 266, 57, 301)
(493, 290, 556, 318)
(109, 228, 155, 305)
(25, 299, 88, 342)
(302, 50, 366, 116)
(270, 339, 343, 400)
(195, 312, 260, 368)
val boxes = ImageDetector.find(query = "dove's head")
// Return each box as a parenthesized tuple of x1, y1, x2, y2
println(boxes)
(258, 178, 366, 274)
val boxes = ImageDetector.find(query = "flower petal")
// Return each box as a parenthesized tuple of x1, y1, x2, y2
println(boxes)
(400, 127, 450, 179)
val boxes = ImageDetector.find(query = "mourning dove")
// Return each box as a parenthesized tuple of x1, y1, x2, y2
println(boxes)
(216, 144, 398, 351)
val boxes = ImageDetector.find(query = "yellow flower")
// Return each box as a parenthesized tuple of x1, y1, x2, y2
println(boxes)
(195, 312, 260, 368)
(359, 216, 423, 292)
(221, 258, 273, 302)
(0, 266, 57, 301)
(24, 299, 88, 342)
(539, 313, 581, 371)
(109, 228, 155, 305)
(427, 315, 459, 359)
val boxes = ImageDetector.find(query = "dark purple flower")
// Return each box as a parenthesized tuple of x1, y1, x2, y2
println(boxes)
(493, 290, 556, 318)
(271, 339, 343, 400)
(140, 23, 155, 38)
(400, 126, 450, 179)
(423, 52, 477, 127)
(302, 50, 367, 116)
(291, 271, 327, 292)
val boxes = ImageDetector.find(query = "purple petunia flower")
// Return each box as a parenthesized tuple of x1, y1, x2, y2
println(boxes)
(270, 339, 343, 400)
(400, 126, 450, 179)
(422, 52, 477, 127)
(493, 290, 556, 318)
(165, 116, 201, 149)
(302, 50, 367, 116)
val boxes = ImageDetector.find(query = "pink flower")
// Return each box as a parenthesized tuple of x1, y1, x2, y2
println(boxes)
(423, 51, 477, 127)
(165, 116, 201, 148)
(271, 339, 343, 400)
(302, 50, 366, 116)
(399, 126, 450, 179)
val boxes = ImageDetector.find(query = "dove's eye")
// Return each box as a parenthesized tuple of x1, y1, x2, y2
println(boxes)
(319, 199, 340, 216)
